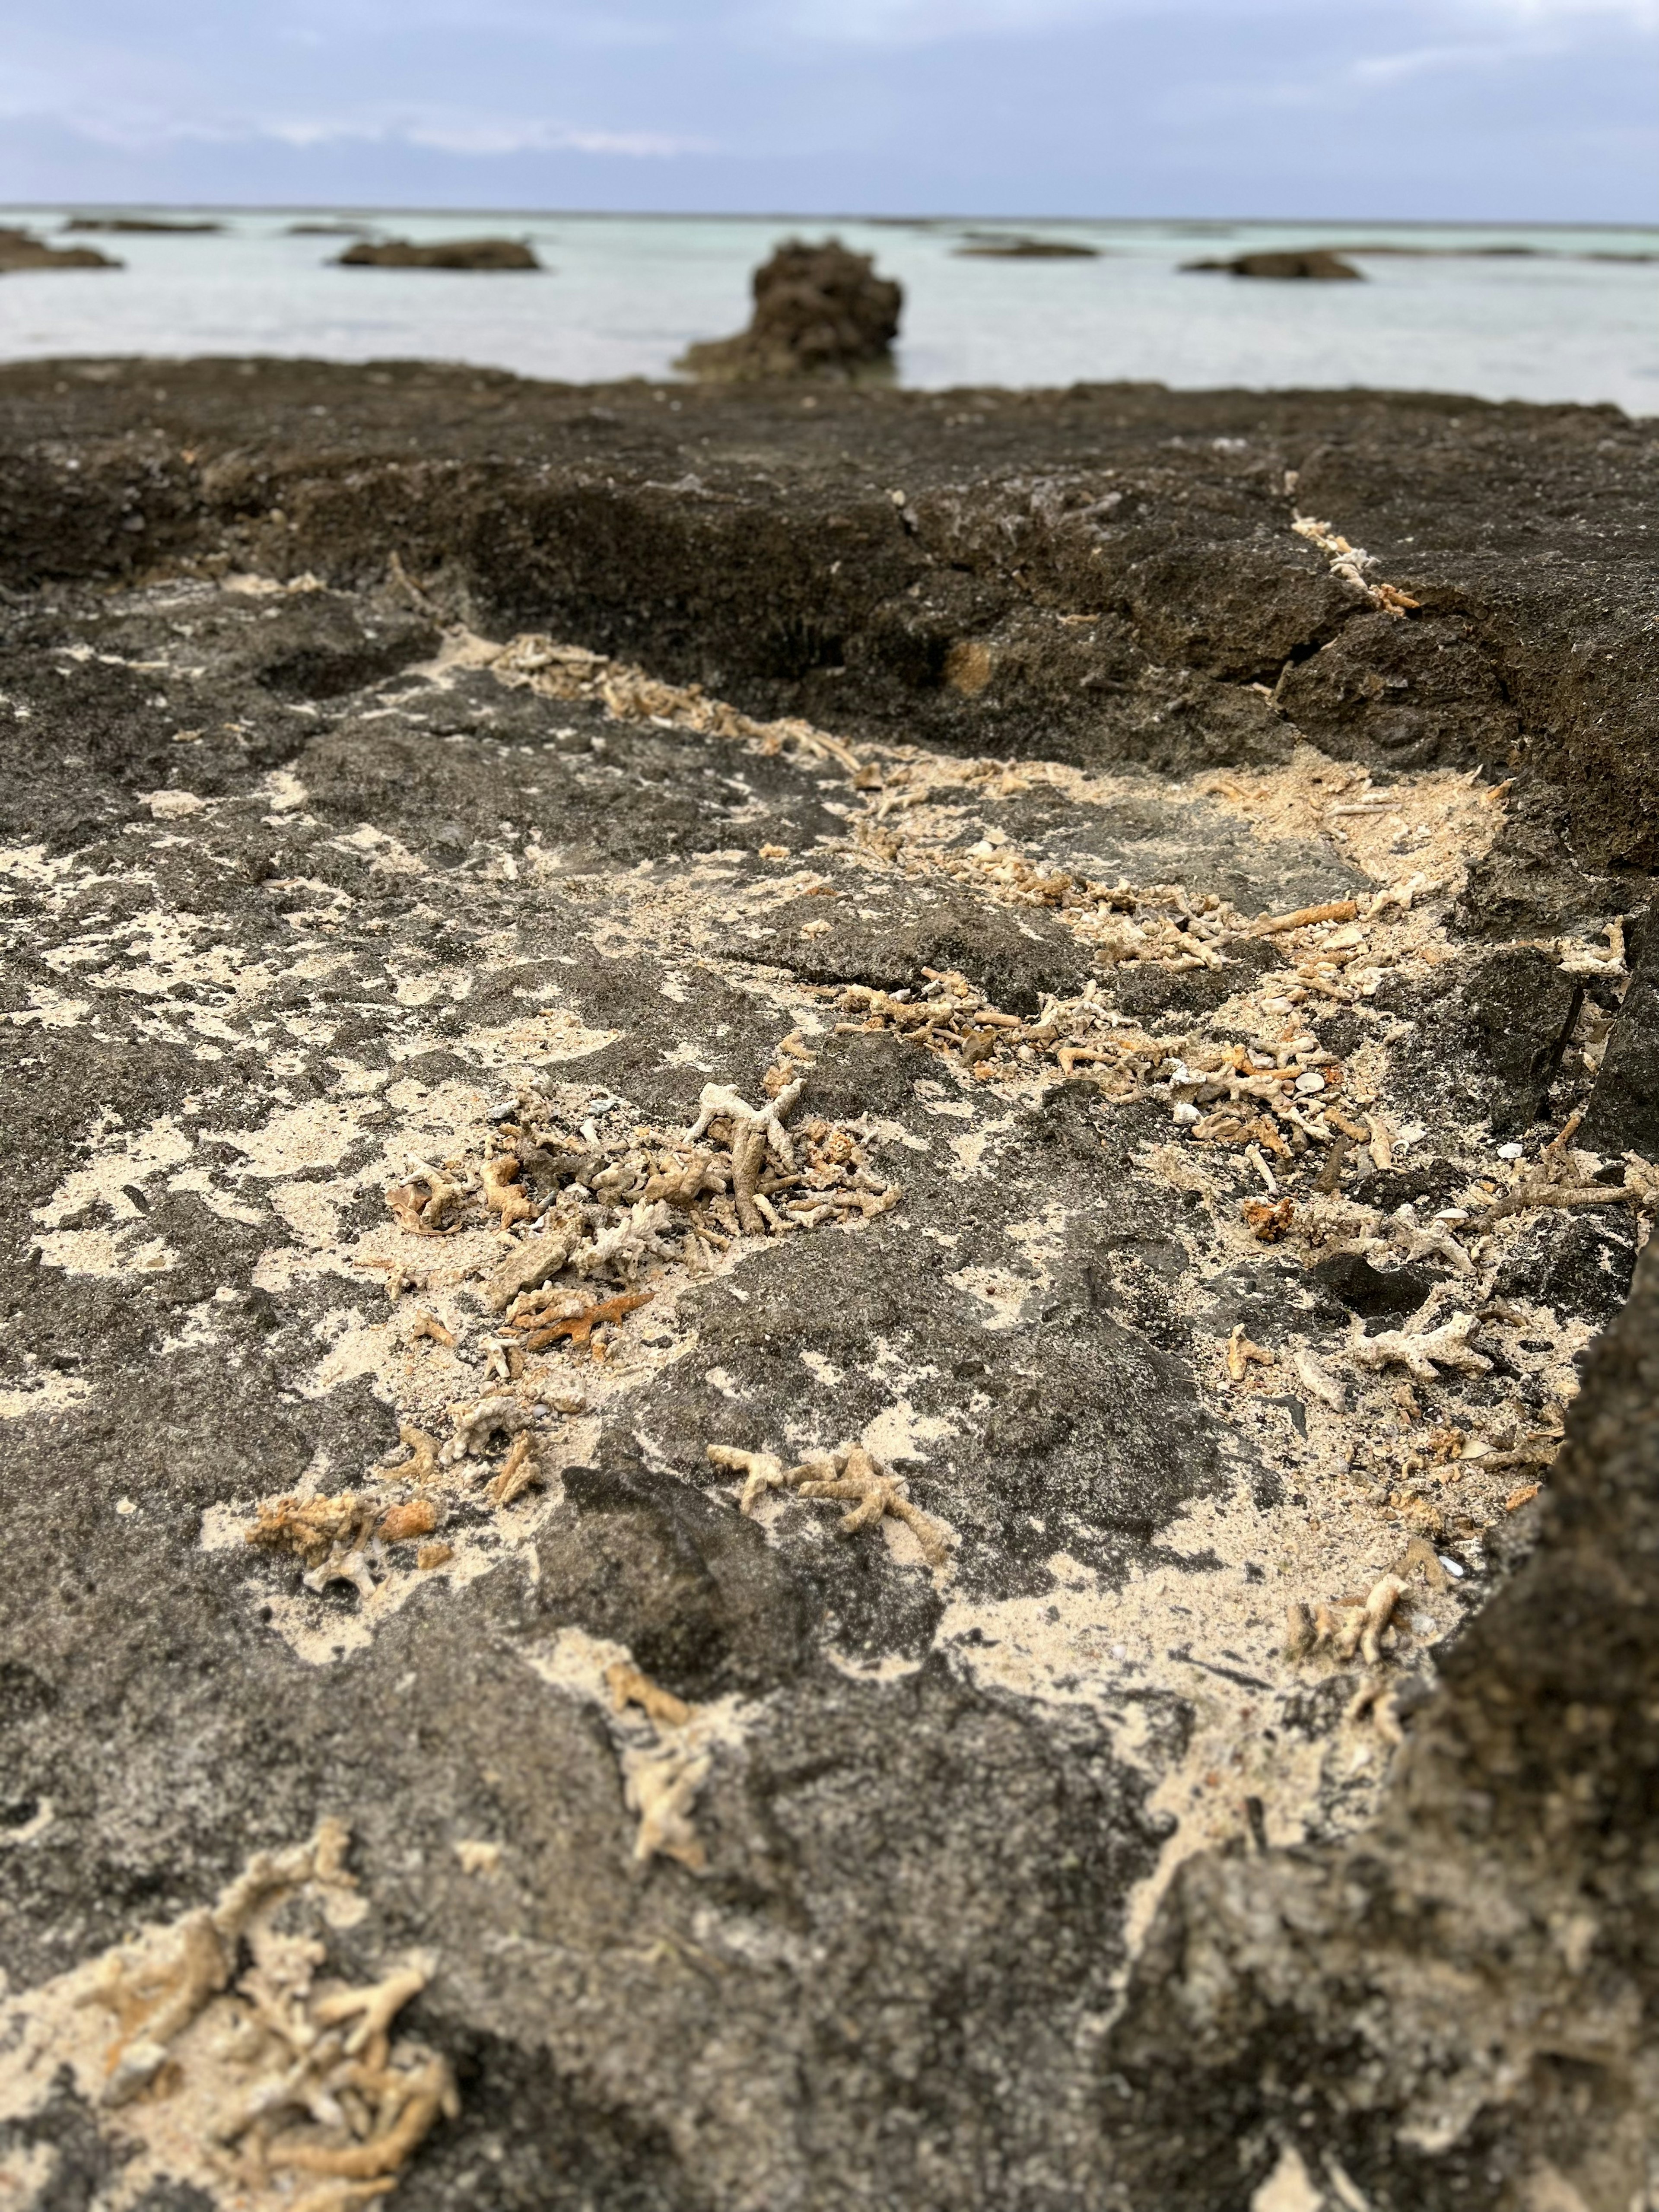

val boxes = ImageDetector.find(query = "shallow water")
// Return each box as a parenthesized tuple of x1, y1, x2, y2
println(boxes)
(1, 208, 1655, 413)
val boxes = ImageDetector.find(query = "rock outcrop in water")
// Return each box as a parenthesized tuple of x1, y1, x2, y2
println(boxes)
(0, 227, 120, 272)
(1184, 248, 1365, 280)
(336, 237, 541, 270)
(63, 216, 223, 234)
(954, 232, 1101, 258)
(677, 237, 903, 380)
(0, 361, 1654, 2211)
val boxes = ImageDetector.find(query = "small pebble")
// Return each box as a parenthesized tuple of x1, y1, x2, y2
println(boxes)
(1496, 1141, 1524, 1160)
(1437, 1554, 1466, 1579)
(1172, 1101, 1201, 1125)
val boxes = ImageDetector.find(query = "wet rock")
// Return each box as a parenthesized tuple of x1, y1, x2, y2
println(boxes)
(677, 238, 902, 381)
(1182, 249, 1363, 280)
(336, 238, 540, 270)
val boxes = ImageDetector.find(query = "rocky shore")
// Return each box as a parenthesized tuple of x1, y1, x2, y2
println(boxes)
(0, 361, 1654, 2212)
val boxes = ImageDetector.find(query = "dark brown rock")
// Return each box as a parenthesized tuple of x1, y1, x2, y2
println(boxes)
(335, 237, 540, 270)
(0, 228, 120, 272)
(1183, 249, 1364, 280)
(953, 234, 1101, 259)
(62, 216, 222, 233)
(677, 237, 902, 380)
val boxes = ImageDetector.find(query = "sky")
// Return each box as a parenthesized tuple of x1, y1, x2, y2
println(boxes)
(0, 0, 1654, 222)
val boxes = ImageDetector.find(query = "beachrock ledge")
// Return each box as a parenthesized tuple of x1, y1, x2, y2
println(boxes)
(0, 362, 1654, 2212)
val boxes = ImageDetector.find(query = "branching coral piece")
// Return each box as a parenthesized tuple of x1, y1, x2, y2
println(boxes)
(77, 1822, 364, 2113)
(797, 1444, 955, 1569)
(606, 1660, 693, 1729)
(1287, 1574, 1406, 1669)
(623, 1745, 713, 1872)
(522, 1289, 653, 1354)
(480, 1153, 535, 1231)
(1351, 1310, 1490, 1382)
(485, 1433, 541, 1508)
(407, 1312, 454, 1348)
(1250, 899, 1360, 936)
(386, 1425, 439, 1484)
(706, 1443, 790, 1514)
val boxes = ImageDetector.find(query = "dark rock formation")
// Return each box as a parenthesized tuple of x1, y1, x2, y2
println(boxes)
(1184, 249, 1365, 280)
(335, 237, 541, 270)
(62, 216, 222, 233)
(0, 228, 119, 272)
(1582, 913, 1659, 1158)
(677, 237, 903, 380)
(955, 233, 1101, 258)
(1106, 1238, 1659, 2211)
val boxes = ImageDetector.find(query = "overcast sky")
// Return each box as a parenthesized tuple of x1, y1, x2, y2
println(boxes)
(1, 0, 1653, 221)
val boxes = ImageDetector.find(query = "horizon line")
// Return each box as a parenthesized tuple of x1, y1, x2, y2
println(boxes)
(2, 201, 1653, 232)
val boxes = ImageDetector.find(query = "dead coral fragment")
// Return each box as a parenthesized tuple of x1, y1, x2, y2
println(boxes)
(1226, 1325, 1275, 1382)
(1351, 1309, 1490, 1382)
(485, 1433, 541, 1508)
(521, 1288, 653, 1354)
(385, 1170, 466, 1236)
(386, 1424, 439, 1483)
(1241, 1196, 1296, 1242)
(452, 1395, 530, 1456)
(707, 1443, 789, 1514)
(1288, 1573, 1406, 1669)
(378, 1500, 437, 1545)
(480, 1153, 535, 1231)
(606, 1660, 693, 1729)
(623, 1745, 713, 1872)
(483, 1228, 575, 1315)
(797, 1443, 955, 1569)
(76, 1820, 360, 2111)
(246, 1494, 374, 1573)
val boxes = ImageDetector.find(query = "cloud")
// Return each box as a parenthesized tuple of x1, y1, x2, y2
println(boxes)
(267, 114, 713, 158)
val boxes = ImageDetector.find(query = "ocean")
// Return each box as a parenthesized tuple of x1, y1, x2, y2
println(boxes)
(1, 208, 1654, 413)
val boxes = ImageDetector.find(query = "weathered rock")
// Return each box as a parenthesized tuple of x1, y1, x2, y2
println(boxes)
(1581, 925, 1659, 1157)
(1183, 249, 1364, 280)
(336, 237, 540, 270)
(677, 237, 902, 380)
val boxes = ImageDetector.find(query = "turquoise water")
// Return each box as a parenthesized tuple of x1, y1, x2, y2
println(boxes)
(1, 208, 1655, 413)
